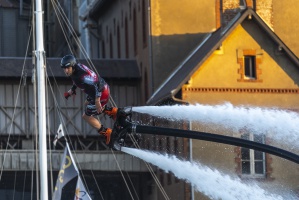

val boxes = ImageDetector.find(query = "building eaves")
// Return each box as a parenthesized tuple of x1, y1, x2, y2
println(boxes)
(0, 0, 18, 8)
(0, 57, 140, 79)
(88, 0, 115, 20)
(0, 0, 30, 8)
(146, 8, 299, 105)
(79, 0, 104, 21)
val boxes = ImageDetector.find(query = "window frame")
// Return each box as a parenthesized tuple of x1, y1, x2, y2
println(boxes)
(240, 133, 266, 178)
(237, 49, 263, 82)
(244, 55, 257, 79)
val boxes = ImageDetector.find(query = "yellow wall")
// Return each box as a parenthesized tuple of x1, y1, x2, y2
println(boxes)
(182, 21, 299, 198)
(273, 0, 299, 57)
(151, 0, 216, 36)
(184, 23, 299, 109)
(150, 0, 216, 90)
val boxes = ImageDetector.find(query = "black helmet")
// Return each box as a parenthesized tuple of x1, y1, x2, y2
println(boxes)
(60, 54, 77, 68)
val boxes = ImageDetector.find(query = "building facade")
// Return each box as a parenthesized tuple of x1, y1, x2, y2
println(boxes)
(2, 0, 299, 199)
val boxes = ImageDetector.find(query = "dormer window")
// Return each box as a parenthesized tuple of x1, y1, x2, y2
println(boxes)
(237, 49, 263, 82)
(244, 55, 256, 79)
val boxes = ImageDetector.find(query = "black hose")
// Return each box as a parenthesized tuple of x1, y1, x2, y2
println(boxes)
(130, 124, 299, 164)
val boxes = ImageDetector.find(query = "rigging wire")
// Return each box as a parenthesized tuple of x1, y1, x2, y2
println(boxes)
(48, 0, 115, 197)
(13, 171, 17, 199)
(50, 0, 74, 54)
(33, 64, 40, 200)
(51, 0, 101, 77)
(22, 171, 27, 200)
(111, 149, 135, 200)
(45, 70, 55, 196)
(0, 25, 37, 200)
(108, 99, 145, 199)
(125, 170, 140, 200)
(49, 1, 170, 199)
(45, 61, 105, 199)
(128, 134, 170, 200)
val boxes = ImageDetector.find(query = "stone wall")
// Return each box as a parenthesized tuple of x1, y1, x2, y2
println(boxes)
(221, 0, 273, 29)
(256, 0, 273, 29)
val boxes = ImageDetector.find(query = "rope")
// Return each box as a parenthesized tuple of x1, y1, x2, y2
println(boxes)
(111, 149, 135, 200)
(49, 1, 121, 198)
(128, 134, 170, 200)
(45, 73, 55, 196)
(125, 170, 140, 200)
(46, 52, 109, 198)
(0, 24, 37, 200)
(51, 0, 97, 75)
(49, 1, 170, 199)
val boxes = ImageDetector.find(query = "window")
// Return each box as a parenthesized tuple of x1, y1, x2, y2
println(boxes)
(133, 6, 137, 55)
(174, 137, 178, 154)
(244, 55, 256, 79)
(241, 133, 266, 177)
(142, 0, 147, 47)
(166, 137, 170, 153)
(117, 25, 121, 58)
(109, 33, 113, 58)
(101, 41, 105, 58)
(125, 17, 129, 58)
(237, 49, 262, 82)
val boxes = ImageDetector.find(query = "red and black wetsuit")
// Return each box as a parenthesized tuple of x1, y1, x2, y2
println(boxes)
(70, 63, 110, 116)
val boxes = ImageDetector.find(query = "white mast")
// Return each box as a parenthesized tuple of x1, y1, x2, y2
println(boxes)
(35, 0, 48, 199)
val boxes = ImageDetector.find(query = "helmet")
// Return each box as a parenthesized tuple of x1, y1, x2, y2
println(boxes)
(60, 54, 77, 68)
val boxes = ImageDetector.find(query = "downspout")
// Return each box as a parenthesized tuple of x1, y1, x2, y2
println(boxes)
(19, 0, 23, 16)
(189, 120, 194, 200)
(171, 94, 193, 200)
(84, 21, 92, 56)
(148, 0, 154, 94)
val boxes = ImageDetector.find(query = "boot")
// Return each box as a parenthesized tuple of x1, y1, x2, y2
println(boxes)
(103, 107, 118, 120)
(98, 125, 112, 144)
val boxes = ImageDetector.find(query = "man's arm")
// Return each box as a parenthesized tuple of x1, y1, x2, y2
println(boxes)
(94, 79, 104, 113)
(64, 85, 77, 99)
(71, 85, 77, 91)
(95, 96, 103, 113)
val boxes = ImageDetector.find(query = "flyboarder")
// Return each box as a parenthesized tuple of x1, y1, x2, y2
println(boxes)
(60, 54, 117, 144)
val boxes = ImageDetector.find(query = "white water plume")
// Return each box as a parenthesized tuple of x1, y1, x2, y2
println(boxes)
(131, 103, 299, 149)
(122, 147, 293, 200)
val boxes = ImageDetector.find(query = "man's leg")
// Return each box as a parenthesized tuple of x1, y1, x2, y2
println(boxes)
(82, 112, 111, 144)
(82, 113, 102, 129)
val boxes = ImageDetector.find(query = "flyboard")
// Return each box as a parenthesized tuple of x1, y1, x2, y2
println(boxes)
(108, 107, 299, 164)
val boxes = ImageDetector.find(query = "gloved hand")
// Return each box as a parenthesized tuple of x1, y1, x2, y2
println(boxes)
(96, 103, 103, 114)
(95, 97, 103, 114)
(64, 89, 76, 100)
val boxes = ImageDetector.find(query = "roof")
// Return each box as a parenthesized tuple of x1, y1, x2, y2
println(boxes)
(0, 0, 17, 8)
(89, 0, 112, 19)
(0, 57, 140, 79)
(146, 8, 299, 105)
(0, 0, 30, 8)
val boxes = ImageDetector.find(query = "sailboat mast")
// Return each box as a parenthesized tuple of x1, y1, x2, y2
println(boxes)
(35, 0, 48, 199)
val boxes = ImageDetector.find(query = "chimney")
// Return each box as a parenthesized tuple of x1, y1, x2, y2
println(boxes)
(241, 0, 254, 9)
(246, 0, 254, 8)
(220, 0, 241, 27)
(215, 0, 222, 29)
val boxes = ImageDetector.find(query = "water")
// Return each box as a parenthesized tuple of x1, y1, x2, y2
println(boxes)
(122, 147, 295, 200)
(131, 103, 299, 150)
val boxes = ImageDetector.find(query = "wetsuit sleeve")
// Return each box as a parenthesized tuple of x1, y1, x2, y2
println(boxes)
(71, 85, 77, 92)
(95, 78, 106, 98)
